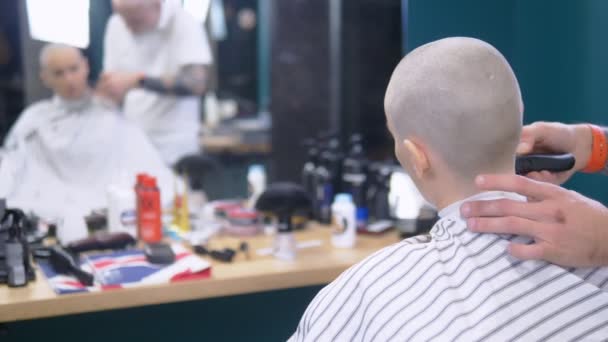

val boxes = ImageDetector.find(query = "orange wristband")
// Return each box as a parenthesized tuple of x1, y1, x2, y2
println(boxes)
(582, 124, 607, 173)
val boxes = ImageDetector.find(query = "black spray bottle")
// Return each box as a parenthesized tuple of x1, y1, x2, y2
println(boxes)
(314, 149, 333, 224)
(301, 139, 319, 219)
(342, 134, 369, 230)
(312, 133, 341, 224)
(326, 137, 344, 195)
(367, 163, 392, 222)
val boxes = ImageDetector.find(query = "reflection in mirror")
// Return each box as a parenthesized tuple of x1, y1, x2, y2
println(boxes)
(0, 0, 267, 238)
(216, 0, 259, 116)
(26, 0, 90, 48)
(183, 0, 212, 23)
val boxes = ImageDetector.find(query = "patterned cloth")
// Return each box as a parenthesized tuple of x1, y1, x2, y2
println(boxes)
(39, 244, 211, 294)
(291, 191, 608, 341)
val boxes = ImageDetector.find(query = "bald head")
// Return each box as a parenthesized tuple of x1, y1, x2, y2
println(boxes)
(384, 37, 523, 178)
(39, 44, 89, 100)
(112, 0, 162, 33)
(39, 44, 83, 70)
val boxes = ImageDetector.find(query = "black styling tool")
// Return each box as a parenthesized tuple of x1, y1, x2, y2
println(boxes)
(515, 153, 575, 175)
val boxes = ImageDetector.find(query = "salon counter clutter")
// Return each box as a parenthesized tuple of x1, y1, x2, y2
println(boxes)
(0, 225, 399, 323)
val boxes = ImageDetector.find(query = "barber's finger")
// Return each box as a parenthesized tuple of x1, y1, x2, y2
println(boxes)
(516, 128, 536, 155)
(508, 242, 546, 261)
(466, 216, 546, 238)
(475, 174, 562, 201)
(461, 199, 547, 221)
(525, 171, 560, 184)
(516, 122, 548, 154)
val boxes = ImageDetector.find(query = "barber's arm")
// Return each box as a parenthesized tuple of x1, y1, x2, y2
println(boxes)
(461, 121, 608, 267)
(517, 122, 608, 184)
(97, 64, 208, 102)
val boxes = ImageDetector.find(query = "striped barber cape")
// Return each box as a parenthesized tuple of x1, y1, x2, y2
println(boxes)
(290, 191, 608, 342)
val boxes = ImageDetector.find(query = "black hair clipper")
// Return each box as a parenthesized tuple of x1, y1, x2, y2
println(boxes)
(515, 153, 576, 175)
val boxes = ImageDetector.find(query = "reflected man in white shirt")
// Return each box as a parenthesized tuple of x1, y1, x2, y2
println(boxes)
(98, 0, 213, 165)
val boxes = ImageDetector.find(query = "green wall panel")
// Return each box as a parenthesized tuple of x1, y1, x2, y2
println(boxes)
(408, 0, 608, 204)
(2, 285, 323, 342)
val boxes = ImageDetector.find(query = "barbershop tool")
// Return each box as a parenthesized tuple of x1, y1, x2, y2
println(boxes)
(0, 206, 36, 287)
(326, 138, 344, 196)
(515, 153, 576, 175)
(342, 134, 369, 230)
(313, 151, 334, 224)
(255, 183, 312, 261)
(65, 232, 136, 254)
(367, 163, 393, 222)
(239, 241, 250, 260)
(193, 245, 237, 262)
(144, 243, 175, 264)
(313, 134, 344, 224)
(302, 139, 319, 218)
(48, 245, 94, 286)
(85, 210, 108, 234)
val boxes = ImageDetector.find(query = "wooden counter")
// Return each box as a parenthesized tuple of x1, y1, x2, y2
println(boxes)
(200, 135, 271, 154)
(0, 227, 399, 322)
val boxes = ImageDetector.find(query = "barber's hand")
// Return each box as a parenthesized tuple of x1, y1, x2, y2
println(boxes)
(97, 71, 143, 103)
(461, 174, 608, 267)
(517, 122, 592, 184)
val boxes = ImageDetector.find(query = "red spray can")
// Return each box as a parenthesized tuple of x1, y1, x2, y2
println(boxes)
(136, 175, 162, 243)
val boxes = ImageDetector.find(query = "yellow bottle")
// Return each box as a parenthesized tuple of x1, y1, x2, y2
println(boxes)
(172, 175, 191, 233)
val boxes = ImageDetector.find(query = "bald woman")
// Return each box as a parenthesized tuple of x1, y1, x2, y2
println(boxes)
(290, 37, 608, 341)
(0, 44, 174, 221)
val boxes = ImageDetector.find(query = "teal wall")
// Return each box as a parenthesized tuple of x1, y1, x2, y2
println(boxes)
(408, 0, 608, 204)
(2, 285, 322, 342)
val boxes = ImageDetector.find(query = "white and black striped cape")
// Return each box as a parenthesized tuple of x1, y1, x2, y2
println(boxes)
(290, 192, 608, 341)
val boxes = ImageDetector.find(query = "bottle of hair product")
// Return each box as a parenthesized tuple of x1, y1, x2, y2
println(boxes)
(326, 138, 344, 195)
(172, 175, 191, 233)
(314, 151, 333, 224)
(107, 185, 137, 237)
(137, 176, 162, 243)
(331, 193, 356, 248)
(301, 139, 319, 217)
(247, 165, 267, 209)
(134, 173, 147, 225)
(342, 134, 369, 230)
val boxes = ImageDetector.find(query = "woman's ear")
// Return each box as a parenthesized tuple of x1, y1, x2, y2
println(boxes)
(403, 139, 430, 178)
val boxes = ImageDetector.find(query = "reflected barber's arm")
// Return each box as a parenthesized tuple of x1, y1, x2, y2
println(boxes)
(96, 64, 208, 102)
(139, 64, 208, 96)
